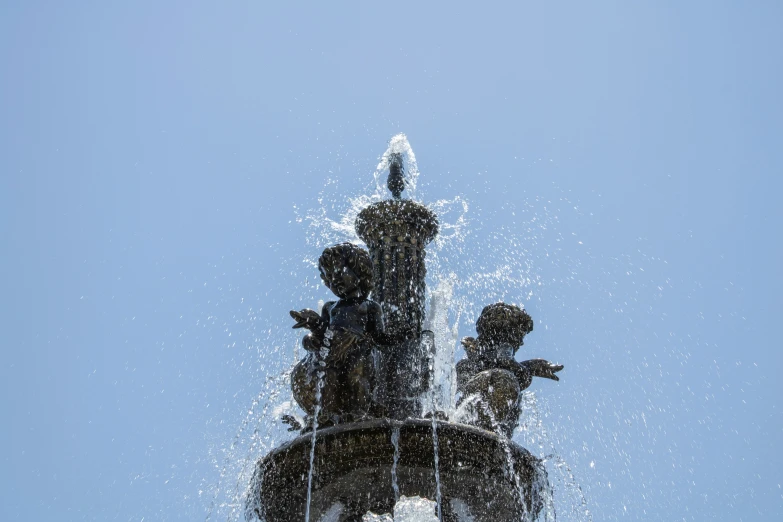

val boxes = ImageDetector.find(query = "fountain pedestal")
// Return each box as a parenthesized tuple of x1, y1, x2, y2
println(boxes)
(247, 419, 546, 522)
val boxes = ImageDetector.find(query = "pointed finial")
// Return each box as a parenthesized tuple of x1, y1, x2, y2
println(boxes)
(387, 152, 404, 199)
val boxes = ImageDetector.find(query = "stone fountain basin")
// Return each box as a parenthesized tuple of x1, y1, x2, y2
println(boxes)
(247, 418, 546, 522)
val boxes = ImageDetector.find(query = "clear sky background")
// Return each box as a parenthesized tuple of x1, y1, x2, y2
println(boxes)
(1, 1, 781, 521)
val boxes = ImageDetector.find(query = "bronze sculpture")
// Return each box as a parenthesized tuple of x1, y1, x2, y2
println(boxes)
(248, 140, 563, 521)
(290, 242, 388, 426)
(456, 303, 563, 438)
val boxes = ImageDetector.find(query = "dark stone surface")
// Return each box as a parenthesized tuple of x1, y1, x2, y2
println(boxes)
(355, 199, 438, 339)
(353, 181, 439, 419)
(373, 331, 433, 420)
(246, 419, 547, 522)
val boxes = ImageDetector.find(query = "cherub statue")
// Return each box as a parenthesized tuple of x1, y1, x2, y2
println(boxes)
(456, 303, 563, 438)
(288, 242, 388, 428)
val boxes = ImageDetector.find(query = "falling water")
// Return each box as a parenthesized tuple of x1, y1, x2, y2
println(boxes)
(423, 276, 460, 415)
(391, 426, 401, 503)
(479, 399, 530, 521)
(532, 463, 557, 522)
(394, 496, 439, 521)
(422, 335, 444, 522)
(305, 355, 327, 522)
(205, 389, 271, 522)
(517, 392, 590, 522)
(207, 371, 290, 522)
(364, 496, 440, 522)
(320, 502, 345, 522)
(430, 415, 443, 522)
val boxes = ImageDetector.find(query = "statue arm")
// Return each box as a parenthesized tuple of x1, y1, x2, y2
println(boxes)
(365, 300, 417, 346)
(518, 359, 563, 385)
(320, 302, 334, 330)
(512, 362, 533, 391)
(368, 301, 384, 332)
(368, 301, 395, 346)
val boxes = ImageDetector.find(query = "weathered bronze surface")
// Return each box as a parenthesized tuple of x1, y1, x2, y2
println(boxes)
(246, 419, 547, 522)
(387, 152, 405, 199)
(353, 161, 439, 419)
(290, 243, 388, 425)
(250, 145, 564, 520)
(355, 199, 438, 340)
(456, 303, 563, 438)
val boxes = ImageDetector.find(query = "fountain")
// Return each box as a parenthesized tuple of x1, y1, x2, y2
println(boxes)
(245, 141, 564, 521)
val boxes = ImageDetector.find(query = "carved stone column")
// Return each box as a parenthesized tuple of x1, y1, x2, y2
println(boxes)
(354, 154, 439, 419)
(355, 199, 438, 339)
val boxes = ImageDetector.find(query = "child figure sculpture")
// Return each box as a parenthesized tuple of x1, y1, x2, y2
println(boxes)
(456, 303, 563, 438)
(289, 243, 386, 428)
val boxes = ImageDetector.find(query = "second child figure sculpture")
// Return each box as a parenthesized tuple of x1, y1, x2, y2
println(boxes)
(289, 242, 387, 428)
(456, 303, 564, 438)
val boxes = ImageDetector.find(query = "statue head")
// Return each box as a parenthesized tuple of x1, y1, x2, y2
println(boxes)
(475, 302, 533, 351)
(318, 243, 375, 299)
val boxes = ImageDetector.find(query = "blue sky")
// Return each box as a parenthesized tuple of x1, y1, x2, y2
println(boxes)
(1, 1, 781, 521)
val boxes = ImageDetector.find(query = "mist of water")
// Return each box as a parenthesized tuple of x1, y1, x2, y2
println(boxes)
(517, 392, 591, 522)
(364, 495, 439, 522)
(423, 276, 460, 416)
